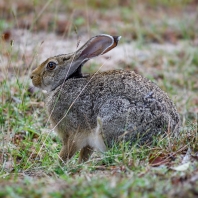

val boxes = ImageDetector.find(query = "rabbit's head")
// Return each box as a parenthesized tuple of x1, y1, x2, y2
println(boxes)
(31, 34, 121, 92)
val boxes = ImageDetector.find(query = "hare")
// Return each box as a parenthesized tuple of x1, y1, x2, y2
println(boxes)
(31, 34, 180, 163)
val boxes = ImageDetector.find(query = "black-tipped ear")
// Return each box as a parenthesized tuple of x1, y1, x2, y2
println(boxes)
(79, 34, 121, 60)
(67, 34, 121, 79)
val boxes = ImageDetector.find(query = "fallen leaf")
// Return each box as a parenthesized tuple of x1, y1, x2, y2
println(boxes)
(2, 30, 11, 41)
(171, 162, 190, 171)
(182, 147, 191, 164)
(149, 153, 171, 167)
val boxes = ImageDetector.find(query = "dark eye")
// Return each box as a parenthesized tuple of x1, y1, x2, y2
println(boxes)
(47, 62, 56, 70)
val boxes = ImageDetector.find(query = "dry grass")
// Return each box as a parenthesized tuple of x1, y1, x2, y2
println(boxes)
(0, 0, 198, 197)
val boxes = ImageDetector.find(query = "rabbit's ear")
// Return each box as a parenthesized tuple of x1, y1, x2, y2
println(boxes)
(78, 34, 121, 59)
(68, 34, 121, 78)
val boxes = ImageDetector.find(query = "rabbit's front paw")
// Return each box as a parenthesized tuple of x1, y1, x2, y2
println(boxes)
(58, 144, 78, 163)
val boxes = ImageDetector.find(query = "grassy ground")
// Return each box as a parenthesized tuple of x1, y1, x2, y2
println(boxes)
(0, 0, 198, 197)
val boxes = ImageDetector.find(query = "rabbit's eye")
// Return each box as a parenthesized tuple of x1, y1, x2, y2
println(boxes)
(47, 62, 56, 70)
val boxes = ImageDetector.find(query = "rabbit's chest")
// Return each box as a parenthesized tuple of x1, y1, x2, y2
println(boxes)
(47, 96, 97, 133)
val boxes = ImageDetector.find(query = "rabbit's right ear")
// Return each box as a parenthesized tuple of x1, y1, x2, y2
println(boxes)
(68, 34, 121, 78)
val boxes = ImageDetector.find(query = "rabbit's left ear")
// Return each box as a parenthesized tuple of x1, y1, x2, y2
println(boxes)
(68, 34, 121, 78)
(78, 34, 121, 59)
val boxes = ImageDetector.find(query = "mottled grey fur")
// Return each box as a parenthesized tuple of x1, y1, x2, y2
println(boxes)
(31, 34, 180, 162)
(46, 70, 180, 147)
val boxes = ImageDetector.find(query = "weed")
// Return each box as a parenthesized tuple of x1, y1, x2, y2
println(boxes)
(0, 0, 198, 197)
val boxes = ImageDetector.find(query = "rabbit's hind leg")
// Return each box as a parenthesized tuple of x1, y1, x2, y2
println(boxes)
(78, 118, 107, 163)
(87, 117, 107, 153)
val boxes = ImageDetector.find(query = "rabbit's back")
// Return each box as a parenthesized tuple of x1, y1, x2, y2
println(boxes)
(47, 70, 180, 146)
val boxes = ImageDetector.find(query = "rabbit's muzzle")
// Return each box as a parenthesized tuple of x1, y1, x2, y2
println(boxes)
(31, 69, 42, 88)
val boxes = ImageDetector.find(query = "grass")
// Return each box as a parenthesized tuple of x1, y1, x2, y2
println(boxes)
(0, 0, 198, 197)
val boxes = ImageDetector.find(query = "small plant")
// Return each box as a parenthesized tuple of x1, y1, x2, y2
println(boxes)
(0, 0, 198, 197)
